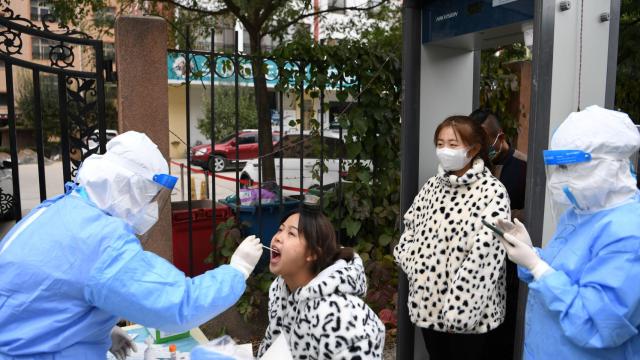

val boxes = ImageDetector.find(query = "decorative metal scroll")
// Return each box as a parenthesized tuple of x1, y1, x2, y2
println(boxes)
(66, 77, 100, 176)
(0, 5, 107, 218)
(0, 188, 14, 220)
(0, 8, 91, 39)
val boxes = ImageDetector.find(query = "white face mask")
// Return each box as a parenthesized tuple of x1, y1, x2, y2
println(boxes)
(436, 147, 472, 171)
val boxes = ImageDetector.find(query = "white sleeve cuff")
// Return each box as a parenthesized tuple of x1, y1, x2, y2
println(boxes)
(531, 261, 554, 280)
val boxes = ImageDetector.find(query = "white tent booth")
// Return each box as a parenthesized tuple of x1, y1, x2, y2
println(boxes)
(399, 0, 622, 358)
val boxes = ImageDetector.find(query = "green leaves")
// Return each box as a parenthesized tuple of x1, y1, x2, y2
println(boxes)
(346, 142, 362, 158)
(378, 233, 392, 246)
(343, 218, 362, 237)
(617, 0, 640, 123)
(197, 86, 258, 141)
(479, 43, 528, 141)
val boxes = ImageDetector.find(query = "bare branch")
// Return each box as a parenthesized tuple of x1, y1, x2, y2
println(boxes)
(261, 0, 390, 37)
(163, 0, 231, 17)
(221, 0, 253, 33)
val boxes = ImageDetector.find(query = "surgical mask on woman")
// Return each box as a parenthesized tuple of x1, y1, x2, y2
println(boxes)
(436, 147, 472, 171)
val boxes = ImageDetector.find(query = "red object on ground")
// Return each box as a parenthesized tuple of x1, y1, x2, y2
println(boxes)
(172, 202, 233, 277)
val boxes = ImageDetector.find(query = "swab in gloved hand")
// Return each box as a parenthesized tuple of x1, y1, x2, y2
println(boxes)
(230, 235, 264, 279)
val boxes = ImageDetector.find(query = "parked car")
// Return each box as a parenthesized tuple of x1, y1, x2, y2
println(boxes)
(240, 130, 356, 191)
(190, 130, 280, 172)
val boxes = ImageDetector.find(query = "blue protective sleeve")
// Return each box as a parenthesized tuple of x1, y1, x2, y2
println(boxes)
(529, 245, 640, 349)
(517, 264, 534, 284)
(85, 235, 246, 333)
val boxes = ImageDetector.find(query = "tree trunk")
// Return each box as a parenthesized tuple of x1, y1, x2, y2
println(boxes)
(248, 30, 276, 183)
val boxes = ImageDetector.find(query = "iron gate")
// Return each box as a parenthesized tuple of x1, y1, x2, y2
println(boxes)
(0, 6, 110, 221)
(169, 29, 356, 275)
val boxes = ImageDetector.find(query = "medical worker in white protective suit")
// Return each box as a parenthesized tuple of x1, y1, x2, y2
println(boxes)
(0, 131, 263, 360)
(494, 105, 640, 359)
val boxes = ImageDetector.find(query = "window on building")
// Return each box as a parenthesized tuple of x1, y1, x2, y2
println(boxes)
(194, 39, 211, 51)
(103, 43, 115, 61)
(212, 29, 223, 51)
(242, 30, 251, 54)
(328, 0, 347, 14)
(30, 0, 50, 21)
(223, 28, 235, 52)
(31, 38, 58, 60)
(261, 35, 276, 53)
(292, 23, 311, 40)
(368, 0, 383, 15)
(94, 7, 116, 28)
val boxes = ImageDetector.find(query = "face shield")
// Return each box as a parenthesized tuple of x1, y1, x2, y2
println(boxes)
(133, 173, 177, 241)
(545, 149, 638, 221)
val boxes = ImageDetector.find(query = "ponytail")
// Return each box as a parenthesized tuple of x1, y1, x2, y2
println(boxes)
(331, 247, 355, 263)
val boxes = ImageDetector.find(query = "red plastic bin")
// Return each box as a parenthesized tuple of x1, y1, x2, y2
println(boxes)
(171, 200, 233, 277)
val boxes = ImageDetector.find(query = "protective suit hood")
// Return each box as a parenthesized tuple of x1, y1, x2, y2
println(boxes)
(76, 131, 169, 234)
(547, 106, 640, 212)
(551, 105, 640, 159)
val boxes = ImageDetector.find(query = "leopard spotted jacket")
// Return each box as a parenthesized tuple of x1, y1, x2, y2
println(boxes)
(394, 158, 510, 334)
(257, 254, 385, 359)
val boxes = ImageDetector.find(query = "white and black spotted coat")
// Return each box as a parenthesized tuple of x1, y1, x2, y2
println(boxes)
(258, 254, 385, 359)
(394, 158, 510, 334)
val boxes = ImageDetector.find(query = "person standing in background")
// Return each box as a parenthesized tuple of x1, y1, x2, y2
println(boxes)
(470, 108, 527, 360)
(394, 116, 510, 360)
(470, 109, 527, 220)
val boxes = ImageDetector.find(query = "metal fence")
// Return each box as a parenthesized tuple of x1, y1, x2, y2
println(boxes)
(170, 29, 356, 275)
(0, 7, 110, 221)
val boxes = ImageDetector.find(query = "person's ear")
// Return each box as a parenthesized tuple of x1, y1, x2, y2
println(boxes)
(305, 248, 319, 262)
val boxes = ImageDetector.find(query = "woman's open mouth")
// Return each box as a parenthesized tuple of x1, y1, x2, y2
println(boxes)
(270, 246, 282, 264)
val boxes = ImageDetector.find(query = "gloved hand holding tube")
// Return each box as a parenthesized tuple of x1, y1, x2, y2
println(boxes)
(109, 326, 137, 360)
(495, 219, 553, 280)
(230, 235, 263, 280)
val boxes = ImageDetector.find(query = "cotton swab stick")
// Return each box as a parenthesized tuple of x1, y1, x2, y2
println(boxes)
(262, 244, 279, 253)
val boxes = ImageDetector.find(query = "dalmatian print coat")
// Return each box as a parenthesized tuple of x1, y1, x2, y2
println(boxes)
(394, 158, 510, 334)
(258, 254, 385, 359)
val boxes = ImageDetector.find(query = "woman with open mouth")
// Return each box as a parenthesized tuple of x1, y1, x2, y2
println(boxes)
(258, 204, 385, 359)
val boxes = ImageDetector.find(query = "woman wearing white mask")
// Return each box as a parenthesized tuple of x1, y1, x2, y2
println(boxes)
(394, 115, 511, 360)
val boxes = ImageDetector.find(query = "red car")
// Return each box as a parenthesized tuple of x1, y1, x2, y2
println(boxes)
(190, 130, 280, 172)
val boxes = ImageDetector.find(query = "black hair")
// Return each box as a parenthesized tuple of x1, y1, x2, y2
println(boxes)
(279, 204, 354, 274)
(469, 108, 495, 124)
(469, 108, 503, 137)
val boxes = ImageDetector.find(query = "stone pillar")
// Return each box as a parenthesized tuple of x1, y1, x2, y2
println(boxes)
(115, 16, 172, 261)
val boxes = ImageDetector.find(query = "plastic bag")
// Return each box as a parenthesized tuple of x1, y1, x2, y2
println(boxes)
(237, 188, 276, 206)
(190, 335, 253, 360)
